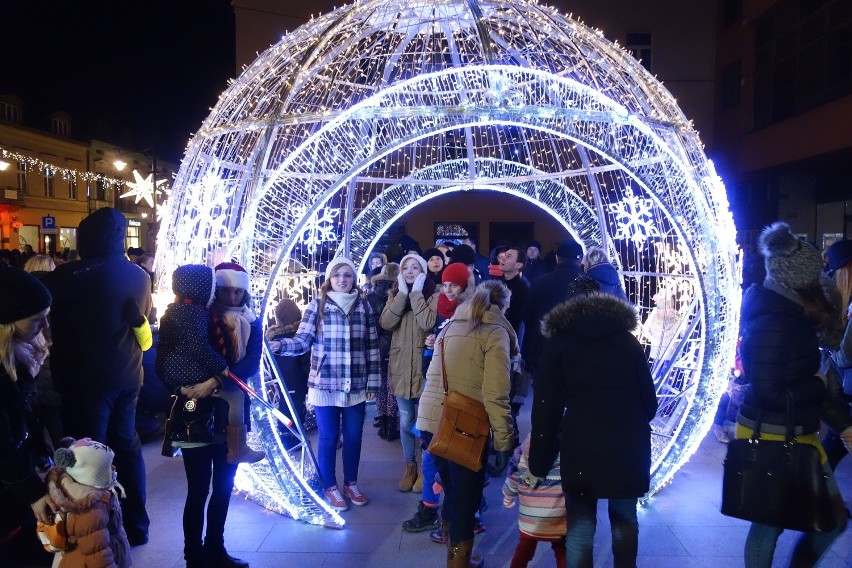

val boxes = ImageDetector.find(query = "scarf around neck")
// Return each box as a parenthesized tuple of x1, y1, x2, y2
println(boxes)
(327, 290, 359, 314)
(437, 293, 459, 319)
(210, 301, 256, 363)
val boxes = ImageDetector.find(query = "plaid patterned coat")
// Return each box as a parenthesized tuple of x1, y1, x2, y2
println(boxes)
(278, 294, 381, 395)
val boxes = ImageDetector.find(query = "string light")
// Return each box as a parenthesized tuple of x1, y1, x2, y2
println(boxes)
(0, 146, 126, 186)
(157, 0, 741, 518)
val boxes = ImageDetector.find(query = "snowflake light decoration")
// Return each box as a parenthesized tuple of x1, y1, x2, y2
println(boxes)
(120, 169, 168, 208)
(156, 0, 741, 523)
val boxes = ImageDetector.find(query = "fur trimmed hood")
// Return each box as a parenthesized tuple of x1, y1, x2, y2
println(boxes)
(45, 468, 113, 514)
(541, 292, 638, 339)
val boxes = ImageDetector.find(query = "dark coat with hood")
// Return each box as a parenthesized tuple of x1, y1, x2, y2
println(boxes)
(521, 260, 582, 371)
(738, 282, 852, 435)
(47, 208, 152, 392)
(156, 265, 227, 390)
(529, 293, 657, 498)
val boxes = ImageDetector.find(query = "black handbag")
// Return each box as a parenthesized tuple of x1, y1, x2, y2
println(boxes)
(721, 394, 835, 532)
(163, 394, 217, 444)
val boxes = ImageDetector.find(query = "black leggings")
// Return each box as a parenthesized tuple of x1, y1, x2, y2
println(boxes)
(181, 443, 238, 556)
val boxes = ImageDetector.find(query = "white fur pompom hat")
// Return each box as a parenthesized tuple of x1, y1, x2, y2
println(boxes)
(759, 221, 823, 290)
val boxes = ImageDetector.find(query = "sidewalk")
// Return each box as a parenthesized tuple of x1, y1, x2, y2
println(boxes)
(132, 403, 852, 568)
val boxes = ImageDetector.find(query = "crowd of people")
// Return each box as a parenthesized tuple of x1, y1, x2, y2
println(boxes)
(2, 209, 851, 568)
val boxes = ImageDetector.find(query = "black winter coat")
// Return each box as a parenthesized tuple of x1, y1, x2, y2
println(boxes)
(521, 261, 581, 371)
(0, 363, 48, 533)
(47, 209, 152, 393)
(529, 293, 657, 498)
(739, 283, 852, 435)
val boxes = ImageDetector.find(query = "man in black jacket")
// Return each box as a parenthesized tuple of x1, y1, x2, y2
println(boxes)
(521, 238, 584, 375)
(47, 207, 153, 545)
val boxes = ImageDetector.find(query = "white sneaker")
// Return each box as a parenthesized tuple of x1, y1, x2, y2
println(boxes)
(324, 485, 349, 512)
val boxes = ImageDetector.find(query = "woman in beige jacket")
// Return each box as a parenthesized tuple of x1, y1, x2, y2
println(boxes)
(380, 254, 439, 491)
(416, 280, 517, 568)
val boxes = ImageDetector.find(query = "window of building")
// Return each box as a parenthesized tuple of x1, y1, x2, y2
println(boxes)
(723, 0, 742, 27)
(68, 176, 78, 200)
(51, 118, 70, 136)
(16, 161, 28, 193)
(626, 32, 652, 72)
(0, 102, 21, 123)
(43, 168, 55, 198)
(126, 223, 141, 250)
(59, 227, 77, 251)
(720, 60, 742, 109)
(96, 179, 107, 201)
(753, 0, 852, 128)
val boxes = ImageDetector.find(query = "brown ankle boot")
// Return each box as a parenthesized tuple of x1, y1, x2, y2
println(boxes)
(399, 461, 417, 492)
(226, 425, 265, 464)
(447, 538, 483, 568)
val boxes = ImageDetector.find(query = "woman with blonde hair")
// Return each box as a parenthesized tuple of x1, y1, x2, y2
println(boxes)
(0, 268, 56, 566)
(416, 279, 517, 567)
(23, 254, 55, 274)
(270, 256, 381, 512)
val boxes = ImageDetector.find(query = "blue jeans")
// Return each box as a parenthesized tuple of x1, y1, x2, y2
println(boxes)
(314, 403, 366, 489)
(421, 450, 439, 505)
(564, 495, 639, 568)
(744, 463, 847, 568)
(396, 396, 419, 463)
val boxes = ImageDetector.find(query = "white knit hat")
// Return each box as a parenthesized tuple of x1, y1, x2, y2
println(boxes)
(324, 256, 359, 282)
(399, 253, 427, 274)
(214, 262, 250, 290)
(759, 222, 823, 290)
(54, 439, 116, 489)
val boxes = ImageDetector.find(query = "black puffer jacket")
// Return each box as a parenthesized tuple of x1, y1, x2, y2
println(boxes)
(739, 282, 851, 435)
(528, 292, 657, 499)
(156, 265, 227, 390)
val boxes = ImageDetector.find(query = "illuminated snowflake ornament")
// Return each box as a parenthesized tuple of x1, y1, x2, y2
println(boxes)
(157, 0, 741, 523)
(120, 169, 168, 208)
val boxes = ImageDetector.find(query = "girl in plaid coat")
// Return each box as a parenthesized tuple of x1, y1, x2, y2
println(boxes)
(270, 256, 381, 512)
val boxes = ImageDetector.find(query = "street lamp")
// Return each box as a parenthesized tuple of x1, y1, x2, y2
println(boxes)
(0, 159, 10, 171)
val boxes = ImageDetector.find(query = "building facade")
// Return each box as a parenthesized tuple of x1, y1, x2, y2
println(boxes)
(713, 0, 852, 257)
(0, 95, 176, 255)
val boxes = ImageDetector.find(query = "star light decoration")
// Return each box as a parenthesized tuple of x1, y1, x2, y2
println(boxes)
(119, 169, 169, 208)
(156, 0, 741, 525)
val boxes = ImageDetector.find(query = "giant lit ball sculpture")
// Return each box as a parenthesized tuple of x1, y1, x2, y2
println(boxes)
(156, 0, 740, 527)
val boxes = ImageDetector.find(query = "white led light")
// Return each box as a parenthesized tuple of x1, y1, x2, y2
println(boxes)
(157, 0, 741, 517)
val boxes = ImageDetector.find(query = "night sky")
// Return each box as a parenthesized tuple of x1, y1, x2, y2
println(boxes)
(1, 0, 236, 164)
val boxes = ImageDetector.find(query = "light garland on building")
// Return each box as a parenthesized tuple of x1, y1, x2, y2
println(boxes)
(0, 146, 126, 187)
(157, 0, 741, 524)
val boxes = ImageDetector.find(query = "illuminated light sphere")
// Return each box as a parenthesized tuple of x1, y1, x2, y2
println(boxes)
(156, 0, 741, 525)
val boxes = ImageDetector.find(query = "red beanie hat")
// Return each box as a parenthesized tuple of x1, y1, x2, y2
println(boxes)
(442, 263, 470, 289)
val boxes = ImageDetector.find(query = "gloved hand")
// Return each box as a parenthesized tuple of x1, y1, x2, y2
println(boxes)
(397, 273, 409, 294)
(487, 450, 512, 476)
(122, 300, 146, 328)
(521, 470, 543, 489)
(412, 273, 426, 292)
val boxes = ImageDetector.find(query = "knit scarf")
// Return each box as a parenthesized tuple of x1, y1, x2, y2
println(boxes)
(327, 290, 359, 314)
(437, 293, 459, 319)
(12, 333, 49, 379)
(209, 302, 256, 363)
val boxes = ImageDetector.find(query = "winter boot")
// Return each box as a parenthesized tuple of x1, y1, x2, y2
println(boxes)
(226, 425, 265, 464)
(399, 461, 417, 492)
(385, 416, 400, 441)
(447, 539, 483, 568)
(402, 501, 440, 532)
(430, 520, 449, 544)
